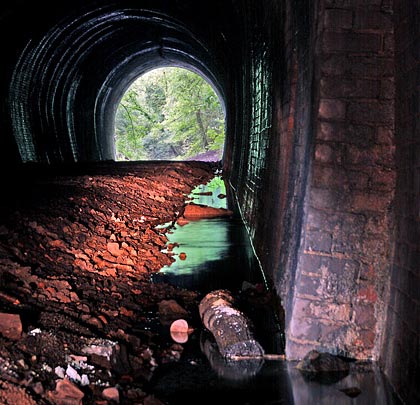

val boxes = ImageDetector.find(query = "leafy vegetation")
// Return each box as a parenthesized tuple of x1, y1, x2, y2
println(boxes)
(114, 67, 225, 161)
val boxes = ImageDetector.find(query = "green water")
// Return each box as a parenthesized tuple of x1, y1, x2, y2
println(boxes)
(149, 176, 402, 405)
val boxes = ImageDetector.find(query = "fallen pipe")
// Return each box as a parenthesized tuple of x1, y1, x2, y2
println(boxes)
(199, 289, 265, 359)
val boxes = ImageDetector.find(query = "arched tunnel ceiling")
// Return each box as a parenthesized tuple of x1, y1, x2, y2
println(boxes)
(3, 0, 240, 164)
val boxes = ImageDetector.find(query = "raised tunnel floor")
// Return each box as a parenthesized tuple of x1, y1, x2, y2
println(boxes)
(0, 161, 402, 404)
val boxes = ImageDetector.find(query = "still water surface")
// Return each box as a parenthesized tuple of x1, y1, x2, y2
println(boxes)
(150, 177, 402, 405)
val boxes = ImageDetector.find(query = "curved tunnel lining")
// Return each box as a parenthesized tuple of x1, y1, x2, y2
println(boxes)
(9, 5, 227, 164)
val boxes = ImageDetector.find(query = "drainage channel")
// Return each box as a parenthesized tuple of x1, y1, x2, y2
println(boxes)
(149, 175, 287, 404)
(149, 175, 403, 405)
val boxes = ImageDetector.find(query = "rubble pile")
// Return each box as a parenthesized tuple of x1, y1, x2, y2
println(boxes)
(0, 161, 218, 404)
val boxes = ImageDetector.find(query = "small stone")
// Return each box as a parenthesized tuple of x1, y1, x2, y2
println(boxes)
(0, 313, 22, 340)
(81, 374, 90, 386)
(32, 381, 44, 395)
(48, 379, 84, 405)
(158, 299, 188, 323)
(119, 307, 134, 318)
(66, 365, 81, 383)
(176, 217, 189, 226)
(107, 242, 123, 257)
(296, 350, 350, 373)
(55, 366, 65, 379)
(102, 387, 119, 403)
(170, 319, 189, 344)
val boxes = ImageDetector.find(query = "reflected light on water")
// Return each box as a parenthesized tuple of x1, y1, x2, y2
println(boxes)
(160, 218, 230, 276)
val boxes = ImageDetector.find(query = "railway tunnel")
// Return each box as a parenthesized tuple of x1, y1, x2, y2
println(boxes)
(0, 0, 418, 404)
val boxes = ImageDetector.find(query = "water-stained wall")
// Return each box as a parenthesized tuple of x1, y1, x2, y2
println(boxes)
(226, 0, 397, 365)
(381, 1, 420, 403)
(287, 0, 396, 361)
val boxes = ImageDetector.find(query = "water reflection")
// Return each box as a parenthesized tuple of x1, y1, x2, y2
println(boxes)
(188, 175, 227, 209)
(200, 330, 264, 381)
(150, 177, 401, 405)
(150, 353, 402, 405)
(287, 361, 402, 405)
(153, 217, 260, 294)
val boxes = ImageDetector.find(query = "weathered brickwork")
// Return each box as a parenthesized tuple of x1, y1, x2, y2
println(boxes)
(227, 0, 320, 328)
(380, 2, 420, 404)
(287, 0, 396, 360)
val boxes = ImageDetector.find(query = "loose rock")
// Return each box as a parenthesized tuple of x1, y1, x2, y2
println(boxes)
(0, 313, 22, 340)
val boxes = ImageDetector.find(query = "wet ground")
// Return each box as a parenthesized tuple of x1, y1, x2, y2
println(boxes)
(0, 161, 403, 404)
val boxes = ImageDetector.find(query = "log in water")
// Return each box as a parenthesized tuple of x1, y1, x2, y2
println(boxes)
(199, 289, 264, 359)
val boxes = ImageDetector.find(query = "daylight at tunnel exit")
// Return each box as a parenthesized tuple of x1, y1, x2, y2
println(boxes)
(0, 1, 418, 405)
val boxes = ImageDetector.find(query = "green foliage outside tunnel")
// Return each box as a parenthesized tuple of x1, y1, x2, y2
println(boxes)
(114, 67, 225, 161)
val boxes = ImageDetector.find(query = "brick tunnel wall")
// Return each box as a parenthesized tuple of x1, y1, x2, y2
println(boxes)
(287, 0, 396, 361)
(228, 0, 398, 364)
(380, 1, 420, 404)
(226, 0, 318, 329)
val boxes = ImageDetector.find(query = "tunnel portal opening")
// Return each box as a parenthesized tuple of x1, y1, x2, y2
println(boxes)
(7, 3, 228, 165)
(114, 67, 226, 162)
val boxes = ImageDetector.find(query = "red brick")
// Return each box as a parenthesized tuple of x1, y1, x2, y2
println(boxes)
(358, 330, 376, 349)
(344, 144, 394, 166)
(323, 32, 382, 53)
(348, 168, 370, 190)
(290, 318, 321, 342)
(297, 274, 321, 297)
(376, 126, 394, 145)
(348, 56, 394, 78)
(321, 55, 348, 76)
(358, 285, 378, 303)
(353, 303, 376, 329)
(354, 10, 393, 30)
(299, 252, 323, 274)
(312, 165, 344, 188)
(319, 99, 346, 119)
(304, 229, 333, 253)
(381, 78, 395, 99)
(318, 122, 342, 141)
(383, 33, 395, 55)
(347, 101, 394, 124)
(314, 143, 335, 163)
(310, 187, 341, 210)
(352, 193, 390, 212)
(320, 78, 380, 98)
(324, 9, 353, 29)
(370, 169, 397, 191)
